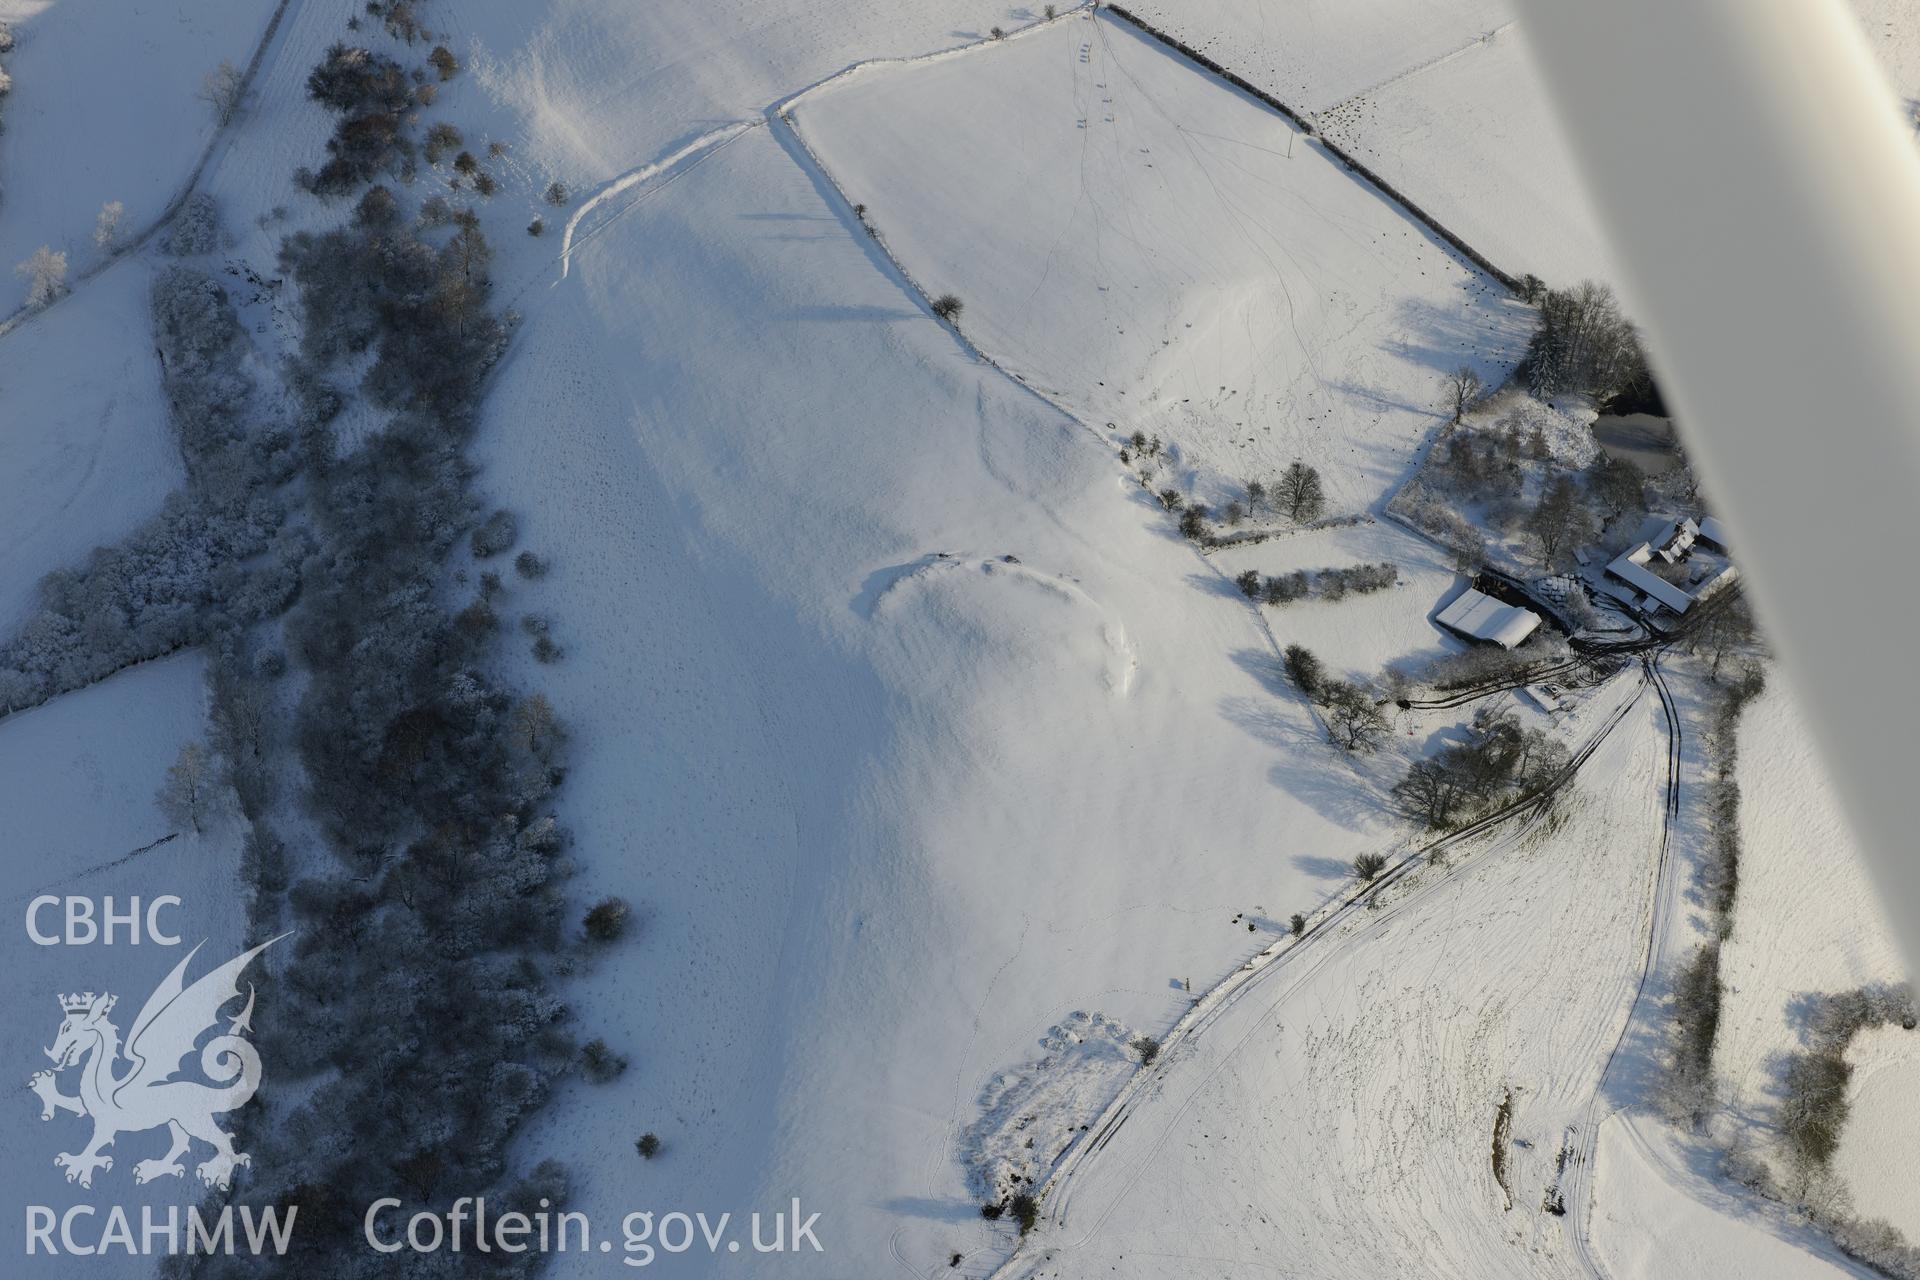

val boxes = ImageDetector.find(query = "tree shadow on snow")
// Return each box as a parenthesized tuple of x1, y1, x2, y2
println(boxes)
(1291, 853, 1356, 881)
(782, 303, 920, 324)
(881, 1196, 984, 1224)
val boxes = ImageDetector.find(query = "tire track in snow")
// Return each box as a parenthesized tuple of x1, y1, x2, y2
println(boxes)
(556, 121, 763, 279)
(1561, 651, 1684, 1279)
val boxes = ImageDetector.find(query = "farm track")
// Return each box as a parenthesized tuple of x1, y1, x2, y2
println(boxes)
(1561, 650, 1682, 1279)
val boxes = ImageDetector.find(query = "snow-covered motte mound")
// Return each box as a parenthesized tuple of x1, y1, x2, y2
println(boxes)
(965, 1011, 1142, 1205)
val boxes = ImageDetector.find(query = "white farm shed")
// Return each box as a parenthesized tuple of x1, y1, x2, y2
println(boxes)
(1436, 588, 1542, 649)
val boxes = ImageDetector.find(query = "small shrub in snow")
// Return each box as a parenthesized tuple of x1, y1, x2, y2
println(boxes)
(354, 184, 401, 228)
(989, 26, 1006, 39)
(527, 217, 545, 237)
(583, 896, 631, 943)
(1234, 569, 1260, 599)
(93, 200, 126, 252)
(1353, 852, 1388, 881)
(0, 22, 14, 53)
(1009, 1193, 1038, 1234)
(454, 597, 499, 640)
(979, 1203, 1003, 1221)
(454, 149, 479, 175)
(473, 171, 497, 197)
(546, 180, 569, 205)
(1289, 913, 1306, 936)
(1263, 571, 1308, 606)
(1130, 1036, 1160, 1066)
(15, 246, 67, 308)
(429, 44, 459, 80)
(423, 121, 463, 164)
(532, 634, 562, 664)
(635, 1133, 661, 1160)
(515, 550, 549, 578)
(581, 1039, 628, 1083)
(1178, 506, 1209, 541)
(1156, 488, 1182, 512)
(163, 194, 221, 256)
(1282, 644, 1323, 698)
(931, 293, 964, 321)
(471, 509, 518, 558)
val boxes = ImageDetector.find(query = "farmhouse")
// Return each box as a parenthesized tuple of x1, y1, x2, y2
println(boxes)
(1589, 513, 1737, 621)
(1435, 586, 1542, 649)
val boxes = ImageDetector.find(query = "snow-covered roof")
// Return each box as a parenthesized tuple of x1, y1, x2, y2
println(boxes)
(1694, 562, 1741, 603)
(1606, 549, 1695, 614)
(1632, 516, 1677, 549)
(1656, 518, 1699, 563)
(1435, 588, 1542, 648)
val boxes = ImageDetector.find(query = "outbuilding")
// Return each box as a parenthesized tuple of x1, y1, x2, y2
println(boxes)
(1435, 587, 1543, 649)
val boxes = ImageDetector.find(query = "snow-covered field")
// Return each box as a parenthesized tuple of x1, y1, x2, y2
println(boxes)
(1715, 679, 1913, 1209)
(1209, 518, 1463, 684)
(1132, 0, 1920, 291)
(0, 0, 271, 310)
(1016, 677, 1668, 1279)
(796, 10, 1530, 516)
(0, 260, 181, 632)
(1592, 1120, 1870, 1280)
(1836, 1023, 1920, 1237)
(469, 106, 1438, 1272)
(1122, 0, 1511, 114)
(0, 653, 247, 1272)
(1316, 24, 1610, 286)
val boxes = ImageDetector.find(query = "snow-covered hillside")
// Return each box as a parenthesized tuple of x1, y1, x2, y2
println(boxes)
(471, 102, 1439, 1274)
(0, 262, 181, 632)
(0, 0, 272, 312)
(797, 11, 1529, 515)
(0, 0, 1907, 1277)
(1132, 0, 1920, 289)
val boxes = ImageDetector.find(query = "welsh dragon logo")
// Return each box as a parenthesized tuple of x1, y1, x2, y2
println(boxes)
(27, 936, 283, 1190)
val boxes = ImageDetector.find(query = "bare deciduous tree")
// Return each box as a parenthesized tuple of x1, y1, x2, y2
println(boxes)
(200, 59, 244, 125)
(1525, 474, 1593, 569)
(1275, 461, 1325, 523)
(1689, 594, 1756, 680)
(1322, 681, 1389, 753)
(1444, 365, 1483, 424)
(157, 741, 214, 835)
